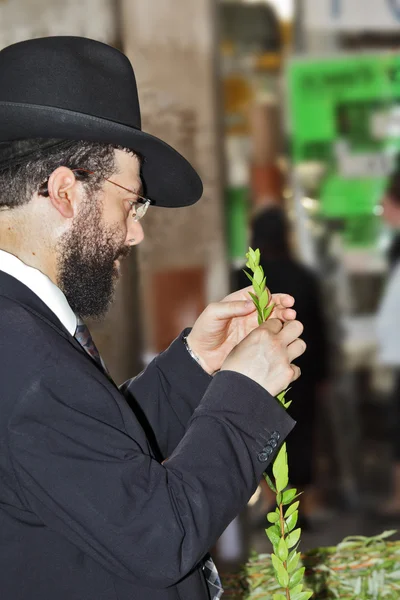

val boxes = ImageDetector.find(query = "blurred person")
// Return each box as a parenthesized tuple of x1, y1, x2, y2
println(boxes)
(0, 37, 306, 600)
(236, 207, 330, 526)
(376, 170, 400, 518)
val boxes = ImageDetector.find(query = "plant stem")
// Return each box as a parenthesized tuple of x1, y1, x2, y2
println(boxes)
(279, 501, 291, 600)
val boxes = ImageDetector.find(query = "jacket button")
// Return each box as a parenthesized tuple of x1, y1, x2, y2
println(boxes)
(271, 431, 280, 440)
(258, 445, 273, 462)
(269, 439, 278, 449)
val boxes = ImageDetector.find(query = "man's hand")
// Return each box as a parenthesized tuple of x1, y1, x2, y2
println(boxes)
(186, 286, 296, 375)
(221, 319, 305, 397)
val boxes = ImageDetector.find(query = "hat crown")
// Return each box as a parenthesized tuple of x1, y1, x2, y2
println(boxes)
(0, 36, 141, 130)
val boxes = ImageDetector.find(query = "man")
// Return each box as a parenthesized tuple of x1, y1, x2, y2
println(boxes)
(0, 37, 305, 600)
(376, 171, 400, 518)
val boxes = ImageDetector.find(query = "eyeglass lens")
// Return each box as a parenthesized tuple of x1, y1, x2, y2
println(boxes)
(133, 201, 150, 221)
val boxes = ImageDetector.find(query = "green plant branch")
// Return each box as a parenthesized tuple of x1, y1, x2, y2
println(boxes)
(244, 247, 313, 600)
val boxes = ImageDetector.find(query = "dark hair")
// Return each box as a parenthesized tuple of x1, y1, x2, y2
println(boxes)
(251, 206, 291, 259)
(0, 138, 137, 209)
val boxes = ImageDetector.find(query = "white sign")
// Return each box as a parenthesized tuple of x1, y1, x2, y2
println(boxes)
(304, 0, 400, 31)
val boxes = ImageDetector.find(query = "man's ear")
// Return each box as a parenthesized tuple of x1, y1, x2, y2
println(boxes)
(46, 167, 79, 219)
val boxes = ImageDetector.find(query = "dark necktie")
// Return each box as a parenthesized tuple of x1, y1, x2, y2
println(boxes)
(203, 555, 224, 599)
(74, 317, 108, 373)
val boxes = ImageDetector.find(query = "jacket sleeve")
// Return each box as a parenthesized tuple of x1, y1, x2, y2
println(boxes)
(9, 356, 295, 588)
(120, 329, 213, 459)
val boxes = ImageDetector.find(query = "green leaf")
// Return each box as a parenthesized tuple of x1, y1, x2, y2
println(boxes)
(286, 527, 301, 549)
(245, 251, 254, 267)
(274, 444, 287, 468)
(265, 526, 281, 547)
(264, 474, 276, 493)
(287, 550, 301, 573)
(249, 247, 257, 261)
(253, 267, 263, 285)
(290, 584, 303, 597)
(252, 282, 262, 297)
(254, 248, 261, 265)
(264, 304, 274, 320)
(284, 501, 300, 519)
(276, 491, 282, 505)
(267, 511, 279, 524)
(273, 595, 287, 600)
(242, 270, 253, 284)
(292, 592, 313, 600)
(277, 390, 287, 403)
(271, 554, 289, 588)
(259, 288, 269, 310)
(283, 400, 292, 409)
(282, 488, 297, 505)
(275, 468, 288, 493)
(277, 537, 288, 562)
(248, 292, 260, 310)
(285, 510, 298, 533)
(290, 567, 305, 588)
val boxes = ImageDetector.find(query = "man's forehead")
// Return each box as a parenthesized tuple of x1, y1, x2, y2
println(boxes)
(115, 149, 141, 172)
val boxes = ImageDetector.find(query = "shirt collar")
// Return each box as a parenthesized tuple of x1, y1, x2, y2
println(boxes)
(0, 249, 77, 335)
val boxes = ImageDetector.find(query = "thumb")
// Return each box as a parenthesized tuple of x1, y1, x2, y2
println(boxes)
(214, 299, 256, 320)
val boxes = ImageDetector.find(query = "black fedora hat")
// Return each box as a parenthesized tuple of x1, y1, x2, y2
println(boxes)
(0, 36, 203, 208)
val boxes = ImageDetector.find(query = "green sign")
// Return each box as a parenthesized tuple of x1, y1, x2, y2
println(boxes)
(288, 53, 400, 244)
(225, 186, 248, 262)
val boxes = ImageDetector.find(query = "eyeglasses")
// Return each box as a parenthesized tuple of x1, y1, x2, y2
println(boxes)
(39, 167, 152, 222)
(71, 169, 151, 222)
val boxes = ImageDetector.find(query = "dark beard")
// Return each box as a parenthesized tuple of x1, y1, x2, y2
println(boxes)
(57, 201, 130, 319)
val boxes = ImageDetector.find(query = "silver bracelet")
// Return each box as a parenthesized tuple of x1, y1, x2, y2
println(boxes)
(183, 336, 216, 376)
(183, 335, 202, 365)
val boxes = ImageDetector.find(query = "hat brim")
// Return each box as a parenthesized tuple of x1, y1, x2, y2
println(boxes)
(0, 101, 203, 208)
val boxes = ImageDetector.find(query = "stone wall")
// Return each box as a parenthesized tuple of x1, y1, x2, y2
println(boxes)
(120, 0, 228, 354)
(0, 0, 119, 46)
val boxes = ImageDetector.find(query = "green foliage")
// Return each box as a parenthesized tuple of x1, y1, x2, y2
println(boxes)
(285, 501, 300, 518)
(285, 511, 299, 533)
(286, 528, 302, 550)
(265, 473, 277, 493)
(244, 247, 312, 599)
(236, 531, 400, 600)
(273, 444, 289, 493)
(282, 488, 298, 505)
(266, 526, 281, 547)
(267, 511, 279, 524)
(277, 537, 289, 562)
(287, 550, 301, 574)
(271, 554, 289, 588)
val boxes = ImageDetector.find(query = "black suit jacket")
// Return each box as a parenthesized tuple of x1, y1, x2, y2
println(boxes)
(0, 271, 295, 600)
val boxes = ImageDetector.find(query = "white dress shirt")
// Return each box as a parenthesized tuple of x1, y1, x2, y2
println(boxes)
(0, 249, 77, 335)
(376, 262, 400, 366)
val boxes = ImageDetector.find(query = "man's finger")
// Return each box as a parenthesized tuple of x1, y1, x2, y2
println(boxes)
(210, 299, 256, 320)
(271, 293, 295, 308)
(278, 320, 304, 345)
(261, 318, 283, 334)
(273, 307, 297, 322)
(222, 285, 255, 303)
(290, 364, 301, 382)
(287, 338, 306, 363)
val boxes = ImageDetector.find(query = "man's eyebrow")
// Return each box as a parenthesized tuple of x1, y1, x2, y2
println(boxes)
(133, 181, 144, 196)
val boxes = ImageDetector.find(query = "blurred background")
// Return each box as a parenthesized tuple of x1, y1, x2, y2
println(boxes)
(5, 0, 400, 585)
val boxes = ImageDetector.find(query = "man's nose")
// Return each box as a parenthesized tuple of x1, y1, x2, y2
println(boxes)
(126, 219, 144, 246)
